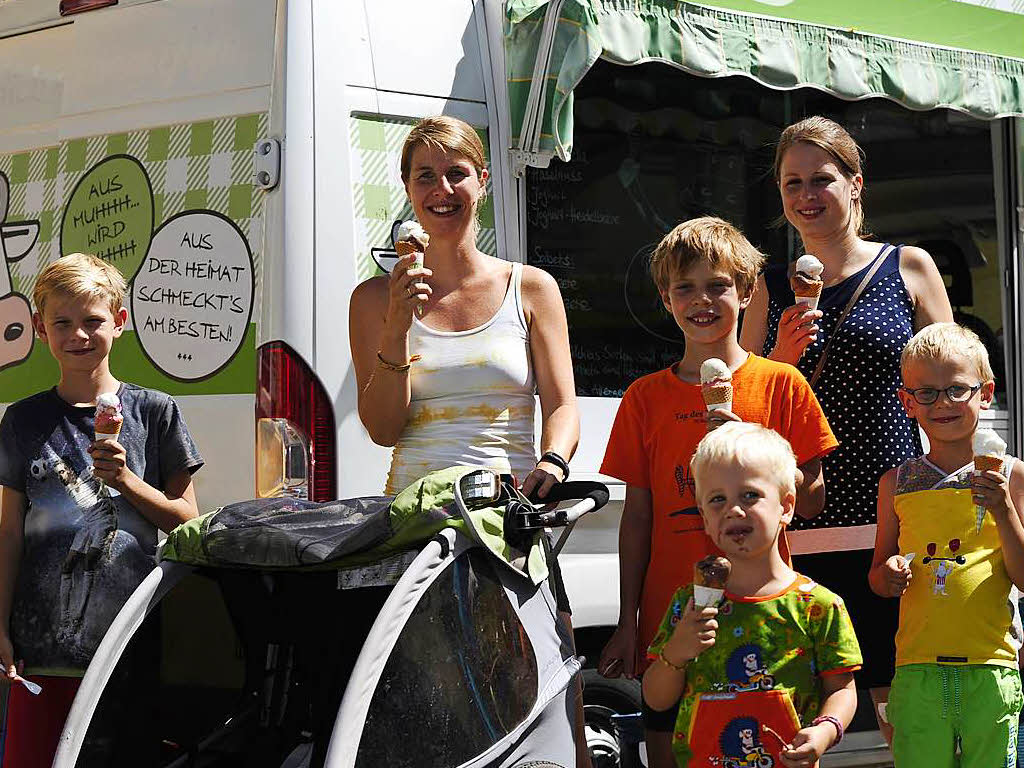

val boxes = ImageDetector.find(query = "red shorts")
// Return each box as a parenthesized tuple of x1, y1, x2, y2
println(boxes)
(2, 676, 80, 768)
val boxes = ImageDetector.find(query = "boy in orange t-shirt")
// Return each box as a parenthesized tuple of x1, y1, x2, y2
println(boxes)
(597, 217, 837, 768)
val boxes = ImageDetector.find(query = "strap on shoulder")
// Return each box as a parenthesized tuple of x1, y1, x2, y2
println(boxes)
(808, 245, 894, 388)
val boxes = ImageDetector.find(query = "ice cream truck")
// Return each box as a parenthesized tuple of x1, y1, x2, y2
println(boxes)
(0, 0, 1023, 765)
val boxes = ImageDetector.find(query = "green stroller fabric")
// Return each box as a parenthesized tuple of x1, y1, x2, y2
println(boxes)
(159, 466, 548, 582)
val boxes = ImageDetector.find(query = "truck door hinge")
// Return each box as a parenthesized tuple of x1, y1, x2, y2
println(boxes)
(253, 138, 281, 190)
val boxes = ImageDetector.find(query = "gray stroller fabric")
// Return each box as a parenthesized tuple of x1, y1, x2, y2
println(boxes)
(162, 495, 394, 568)
(160, 467, 547, 579)
(202, 496, 395, 567)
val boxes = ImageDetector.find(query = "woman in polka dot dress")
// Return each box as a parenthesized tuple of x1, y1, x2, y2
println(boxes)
(741, 116, 952, 734)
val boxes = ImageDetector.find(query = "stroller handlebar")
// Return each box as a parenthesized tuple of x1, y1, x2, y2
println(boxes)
(526, 481, 610, 510)
(511, 480, 611, 535)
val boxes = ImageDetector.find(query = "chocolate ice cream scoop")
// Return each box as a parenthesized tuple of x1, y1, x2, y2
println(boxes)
(791, 271, 822, 291)
(694, 555, 731, 589)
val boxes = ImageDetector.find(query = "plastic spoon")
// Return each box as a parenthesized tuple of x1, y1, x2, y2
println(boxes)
(11, 675, 41, 695)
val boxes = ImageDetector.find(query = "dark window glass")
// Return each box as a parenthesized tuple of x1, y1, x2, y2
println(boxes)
(356, 549, 538, 767)
(527, 59, 1004, 408)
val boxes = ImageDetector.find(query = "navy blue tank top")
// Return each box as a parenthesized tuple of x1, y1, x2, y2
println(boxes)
(763, 244, 921, 532)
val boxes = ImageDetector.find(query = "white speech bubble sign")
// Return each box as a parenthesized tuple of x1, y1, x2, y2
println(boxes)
(131, 210, 254, 381)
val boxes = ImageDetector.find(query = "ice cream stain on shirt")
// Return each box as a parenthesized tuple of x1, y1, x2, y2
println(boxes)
(386, 263, 536, 495)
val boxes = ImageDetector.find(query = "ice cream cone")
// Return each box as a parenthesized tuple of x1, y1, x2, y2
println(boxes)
(699, 359, 733, 413)
(395, 240, 420, 257)
(693, 555, 730, 607)
(974, 454, 1003, 474)
(790, 255, 824, 312)
(395, 220, 429, 271)
(94, 422, 122, 442)
(793, 283, 822, 311)
(693, 585, 724, 609)
(702, 383, 733, 412)
(94, 392, 123, 443)
(396, 233, 427, 313)
(974, 454, 1005, 532)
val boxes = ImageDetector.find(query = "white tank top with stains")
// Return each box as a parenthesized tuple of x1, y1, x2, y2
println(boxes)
(385, 263, 536, 495)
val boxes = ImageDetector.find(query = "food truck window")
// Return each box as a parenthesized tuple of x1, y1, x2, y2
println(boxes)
(526, 58, 1009, 433)
(357, 549, 539, 767)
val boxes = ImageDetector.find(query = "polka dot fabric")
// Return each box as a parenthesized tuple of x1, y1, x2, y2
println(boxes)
(763, 245, 920, 532)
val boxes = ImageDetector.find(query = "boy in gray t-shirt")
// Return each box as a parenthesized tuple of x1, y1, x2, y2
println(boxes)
(0, 382, 202, 669)
(0, 253, 202, 766)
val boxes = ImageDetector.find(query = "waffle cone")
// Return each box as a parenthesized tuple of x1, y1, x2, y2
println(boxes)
(395, 240, 420, 257)
(975, 455, 1004, 473)
(95, 423, 122, 442)
(703, 383, 733, 410)
(792, 282, 823, 299)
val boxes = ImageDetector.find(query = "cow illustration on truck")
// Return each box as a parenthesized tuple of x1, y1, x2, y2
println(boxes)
(0, 171, 39, 371)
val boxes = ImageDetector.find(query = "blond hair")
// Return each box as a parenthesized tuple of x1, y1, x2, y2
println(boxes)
(691, 422, 798, 498)
(33, 253, 127, 317)
(649, 217, 763, 295)
(774, 116, 867, 236)
(400, 115, 487, 184)
(901, 322, 994, 383)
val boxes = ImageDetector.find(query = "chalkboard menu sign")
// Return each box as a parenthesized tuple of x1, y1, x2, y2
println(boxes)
(525, 130, 755, 397)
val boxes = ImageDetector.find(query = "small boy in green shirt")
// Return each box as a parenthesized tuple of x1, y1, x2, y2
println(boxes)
(643, 423, 861, 767)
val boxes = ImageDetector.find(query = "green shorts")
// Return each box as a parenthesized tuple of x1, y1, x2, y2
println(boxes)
(888, 663, 1022, 768)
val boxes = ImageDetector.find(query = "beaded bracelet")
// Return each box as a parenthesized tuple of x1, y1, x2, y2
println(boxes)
(657, 649, 689, 673)
(376, 351, 421, 372)
(811, 714, 844, 747)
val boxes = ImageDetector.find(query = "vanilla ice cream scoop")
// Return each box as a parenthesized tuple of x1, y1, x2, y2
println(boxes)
(973, 428, 1006, 457)
(794, 254, 824, 278)
(396, 220, 429, 251)
(700, 358, 732, 384)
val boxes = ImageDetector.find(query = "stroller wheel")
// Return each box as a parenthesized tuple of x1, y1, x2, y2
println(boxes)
(582, 670, 643, 768)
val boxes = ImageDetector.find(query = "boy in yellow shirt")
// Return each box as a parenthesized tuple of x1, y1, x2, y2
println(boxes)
(871, 322, 1024, 767)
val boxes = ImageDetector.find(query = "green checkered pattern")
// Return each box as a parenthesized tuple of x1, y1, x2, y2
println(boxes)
(953, 0, 1024, 13)
(0, 113, 267, 313)
(350, 114, 496, 282)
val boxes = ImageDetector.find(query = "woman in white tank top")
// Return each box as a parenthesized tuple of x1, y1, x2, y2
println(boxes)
(348, 115, 579, 501)
(349, 116, 587, 768)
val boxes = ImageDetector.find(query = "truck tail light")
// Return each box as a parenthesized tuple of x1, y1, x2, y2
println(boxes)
(60, 0, 117, 15)
(256, 341, 336, 501)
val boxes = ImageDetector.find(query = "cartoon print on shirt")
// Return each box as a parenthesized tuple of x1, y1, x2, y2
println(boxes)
(29, 458, 47, 481)
(675, 463, 691, 496)
(0, 171, 40, 372)
(668, 462, 700, 526)
(714, 716, 775, 768)
(34, 446, 120, 654)
(923, 539, 965, 596)
(721, 644, 776, 692)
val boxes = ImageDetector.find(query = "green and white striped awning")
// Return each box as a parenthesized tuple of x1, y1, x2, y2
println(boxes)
(506, 0, 1024, 172)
